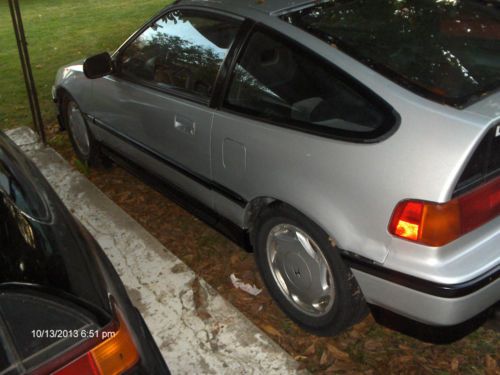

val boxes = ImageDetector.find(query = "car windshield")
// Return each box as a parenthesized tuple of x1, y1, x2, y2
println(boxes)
(284, 0, 500, 107)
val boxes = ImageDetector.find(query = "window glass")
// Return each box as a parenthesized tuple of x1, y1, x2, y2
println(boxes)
(0, 290, 101, 373)
(487, 125, 500, 178)
(225, 29, 393, 138)
(454, 125, 500, 196)
(120, 10, 241, 99)
(455, 133, 489, 191)
(285, 0, 500, 107)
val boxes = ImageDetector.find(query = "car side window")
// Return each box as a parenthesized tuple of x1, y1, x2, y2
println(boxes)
(224, 28, 395, 140)
(119, 10, 242, 99)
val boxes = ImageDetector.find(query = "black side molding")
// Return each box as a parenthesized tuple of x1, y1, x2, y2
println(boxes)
(88, 116, 247, 208)
(100, 146, 252, 251)
(341, 251, 500, 298)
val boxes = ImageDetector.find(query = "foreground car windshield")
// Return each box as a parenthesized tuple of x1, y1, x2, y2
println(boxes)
(285, 0, 500, 107)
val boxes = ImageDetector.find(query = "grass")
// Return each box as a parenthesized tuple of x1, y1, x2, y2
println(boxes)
(74, 159, 90, 176)
(0, 0, 170, 131)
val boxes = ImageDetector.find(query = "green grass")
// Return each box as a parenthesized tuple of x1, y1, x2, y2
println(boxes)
(0, 0, 169, 131)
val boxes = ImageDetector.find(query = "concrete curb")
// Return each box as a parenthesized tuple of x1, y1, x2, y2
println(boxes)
(7, 127, 304, 375)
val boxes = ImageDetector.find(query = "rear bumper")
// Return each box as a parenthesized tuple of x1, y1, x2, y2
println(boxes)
(348, 257, 500, 325)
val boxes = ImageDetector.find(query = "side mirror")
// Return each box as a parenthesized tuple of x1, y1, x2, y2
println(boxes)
(83, 52, 113, 79)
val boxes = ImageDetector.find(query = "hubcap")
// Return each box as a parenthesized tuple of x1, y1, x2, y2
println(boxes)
(67, 102, 90, 156)
(266, 224, 335, 317)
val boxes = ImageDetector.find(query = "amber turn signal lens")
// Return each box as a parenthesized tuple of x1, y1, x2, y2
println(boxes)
(91, 313, 139, 375)
(389, 176, 499, 247)
(54, 312, 139, 375)
(419, 200, 461, 246)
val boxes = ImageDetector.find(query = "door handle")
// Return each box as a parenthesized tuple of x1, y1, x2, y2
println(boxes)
(174, 115, 196, 136)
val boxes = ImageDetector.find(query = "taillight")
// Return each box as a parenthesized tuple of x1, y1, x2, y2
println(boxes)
(54, 312, 139, 375)
(389, 176, 500, 246)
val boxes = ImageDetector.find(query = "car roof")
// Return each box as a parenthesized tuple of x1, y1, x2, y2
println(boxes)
(175, 0, 317, 16)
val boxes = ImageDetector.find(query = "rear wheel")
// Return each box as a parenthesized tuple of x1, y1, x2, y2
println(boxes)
(62, 95, 101, 166)
(253, 204, 368, 336)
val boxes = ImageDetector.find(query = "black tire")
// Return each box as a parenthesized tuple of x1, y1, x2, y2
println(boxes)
(61, 94, 101, 166)
(253, 204, 368, 336)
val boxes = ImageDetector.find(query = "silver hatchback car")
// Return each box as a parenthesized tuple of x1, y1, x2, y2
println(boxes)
(53, 0, 500, 335)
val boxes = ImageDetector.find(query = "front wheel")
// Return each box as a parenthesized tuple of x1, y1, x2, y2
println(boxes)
(62, 95, 101, 166)
(253, 204, 368, 336)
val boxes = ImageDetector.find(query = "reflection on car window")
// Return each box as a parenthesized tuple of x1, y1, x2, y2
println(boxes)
(120, 10, 241, 99)
(0, 289, 101, 373)
(225, 29, 392, 137)
(285, 0, 500, 106)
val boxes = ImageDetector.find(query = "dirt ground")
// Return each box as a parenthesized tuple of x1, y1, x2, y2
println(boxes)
(47, 125, 499, 374)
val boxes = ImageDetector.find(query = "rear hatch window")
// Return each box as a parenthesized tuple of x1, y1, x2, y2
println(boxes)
(454, 123, 500, 196)
(284, 0, 500, 107)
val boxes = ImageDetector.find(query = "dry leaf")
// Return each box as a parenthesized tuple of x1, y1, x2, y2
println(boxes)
(294, 355, 308, 361)
(349, 330, 361, 339)
(261, 324, 282, 337)
(451, 357, 459, 371)
(326, 343, 350, 361)
(320, 350, 332, 366)
(304, 344, 316, 356)
(191, 277, 211, 321)
(485, 355, 498, 370)
(325, 360, 355, 373)
(399, 355, 413, 363)
(364, 339, 382, 351)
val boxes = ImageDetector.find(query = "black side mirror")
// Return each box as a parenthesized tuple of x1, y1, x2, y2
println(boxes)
(83, 52, 113, 79)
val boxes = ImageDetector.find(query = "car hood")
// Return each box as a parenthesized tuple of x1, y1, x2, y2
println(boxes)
(0, 131, 110, 317)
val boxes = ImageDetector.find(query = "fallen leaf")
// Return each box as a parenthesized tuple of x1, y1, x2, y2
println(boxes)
(399, 355, 413, 363)
(485, 355, 497, 370)
(349, 330, 361, 339)
(261, 324, 282, 337)
(191, 277, 211, 321)
(326, 343, 350, 361)
(451, 357, 459, 371)
(325, 360, 355, 373)
(304, 344, 316, 356)
(320, 350, 332, 366)
(294, 355, 308, 361)
(364, 339, 382, 351)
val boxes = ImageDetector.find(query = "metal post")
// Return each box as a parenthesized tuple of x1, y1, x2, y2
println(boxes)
(8, 0, 46, 144)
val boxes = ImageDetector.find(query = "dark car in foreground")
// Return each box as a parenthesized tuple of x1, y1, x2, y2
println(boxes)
(0, 130, 169, 374)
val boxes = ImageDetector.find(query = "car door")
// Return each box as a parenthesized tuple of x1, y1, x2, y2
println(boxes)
(90, 9, 242, 206)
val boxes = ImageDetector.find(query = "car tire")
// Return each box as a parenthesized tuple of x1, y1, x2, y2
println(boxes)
(62, 95, 101, 166)
(253, 204, 368, 336)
